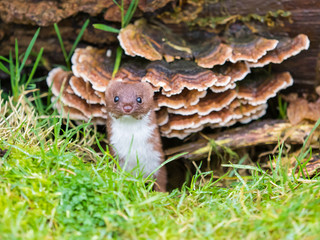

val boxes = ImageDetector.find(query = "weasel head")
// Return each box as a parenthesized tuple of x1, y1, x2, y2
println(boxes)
(105, 81, 155, 119)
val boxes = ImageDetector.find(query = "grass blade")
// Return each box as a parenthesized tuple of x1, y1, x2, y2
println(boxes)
(0, 61, 10, 74)
(121, 0, 124, 25)
(93, 24, 120, 34)
(9, 51, 15, 95)
(25, 48, 44, 90)
(234, 168, 249, 191)
(54, 23, 69, 69)
(112, 46, 123, 78)
(19, 28, 40, 72)
(32, 91, 45, 115)
(292, 118, 320, 180)
(275, 140, 284, 178)
(68, 19, 90, 60)
(112, 0, 121, 8)
(123, 0, 139, 26)
(15, 39, 20, 90)
(0, 56, 10, 63)
(277, 95, 287, 119)
(146, 152, 188, 180)
(2, 141, 41, 160)
(299, 118, 320, 158)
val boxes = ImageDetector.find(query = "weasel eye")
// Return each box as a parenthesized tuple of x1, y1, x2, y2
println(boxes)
(114, 96, 119, 103)
(136, 97, 142, 103)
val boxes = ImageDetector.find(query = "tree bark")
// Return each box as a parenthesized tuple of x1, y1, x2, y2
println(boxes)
(0, 0, 319, 89)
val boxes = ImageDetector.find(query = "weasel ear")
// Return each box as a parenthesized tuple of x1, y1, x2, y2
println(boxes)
(105, 80, 116, 100)
(141, 82, 155, 98)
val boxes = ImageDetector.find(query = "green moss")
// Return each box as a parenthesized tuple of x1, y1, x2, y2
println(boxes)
(187, 10, 292, 29)
(158, 0, 292, 31)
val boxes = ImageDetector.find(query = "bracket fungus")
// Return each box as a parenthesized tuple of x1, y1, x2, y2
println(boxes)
(143, 60, 224, 96)
(118, 19, 307, 69)
(237, 72, 293, 106)
(167, 90, 238, 116)
(48, 15, 309, 139)
(47, 66, 108, 123)
(248, 34, 310, 68)
(71, 47, 114, 92)
(223, 22, 279, 64)
(155, 89, 207, 110)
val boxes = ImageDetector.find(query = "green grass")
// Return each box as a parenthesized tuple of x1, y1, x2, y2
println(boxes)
(54, 19, 90, 71)
(0, 92, 320, 239)
(0, 28, 42, 101)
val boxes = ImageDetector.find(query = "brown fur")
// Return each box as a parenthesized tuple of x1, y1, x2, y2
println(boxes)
(105, 81, 167, 192)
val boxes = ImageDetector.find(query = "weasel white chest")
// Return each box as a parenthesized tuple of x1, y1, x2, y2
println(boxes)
(109, 113, 161, 177)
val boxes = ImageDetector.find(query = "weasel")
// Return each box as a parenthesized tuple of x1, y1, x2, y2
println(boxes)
(105, 81, 167, 192)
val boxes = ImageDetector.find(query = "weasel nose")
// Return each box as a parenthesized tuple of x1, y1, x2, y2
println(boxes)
(123, 104, 133, 113)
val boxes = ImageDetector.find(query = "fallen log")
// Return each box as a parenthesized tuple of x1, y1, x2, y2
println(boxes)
(164, 119, 320, 161)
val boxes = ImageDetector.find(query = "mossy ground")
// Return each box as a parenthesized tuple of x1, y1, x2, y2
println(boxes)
(0, 94, 319, 240)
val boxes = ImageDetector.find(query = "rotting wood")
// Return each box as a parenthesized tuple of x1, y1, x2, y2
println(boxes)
(164, 119, 320, 161)
(0, 20, 118, 68)
(0, 0, 173, 26)
(0, 0, 320, 88)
